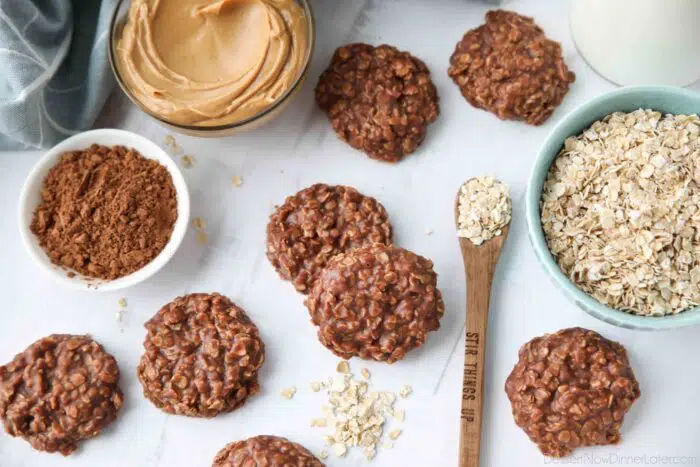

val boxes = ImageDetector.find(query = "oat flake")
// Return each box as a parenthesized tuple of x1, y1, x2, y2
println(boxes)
(196, 230, 208, 245)
(280, 387, 296, 400)
(457, 176, 512, 245)
(541, 109, 700, 316)
(180, 155, 196, 168)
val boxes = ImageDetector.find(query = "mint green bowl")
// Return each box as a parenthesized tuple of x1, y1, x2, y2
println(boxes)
(526, 86, 700, 330)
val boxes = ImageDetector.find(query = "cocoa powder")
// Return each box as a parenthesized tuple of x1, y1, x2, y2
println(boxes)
(30, 144, 178, 280)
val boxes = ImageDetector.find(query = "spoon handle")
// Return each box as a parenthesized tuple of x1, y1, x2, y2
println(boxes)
(459, 246, 498, 467)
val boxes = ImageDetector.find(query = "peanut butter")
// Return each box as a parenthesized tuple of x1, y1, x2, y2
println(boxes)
(115, 0, 309, 126)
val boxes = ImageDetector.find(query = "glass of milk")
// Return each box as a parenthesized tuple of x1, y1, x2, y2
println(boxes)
(571, 0, 700, 86)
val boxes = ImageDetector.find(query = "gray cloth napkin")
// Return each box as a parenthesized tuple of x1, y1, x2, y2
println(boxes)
(0, 0, 116, 149)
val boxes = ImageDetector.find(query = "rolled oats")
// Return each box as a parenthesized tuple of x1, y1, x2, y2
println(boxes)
(281, 387, 297, 400)
(180, 155, 196, 169)
(310, 362, 406, 460)
(231, 175, 244, 187)
(336, 361, 350, 374)
(458, 176, 512, 245)
(311, 418, 328, 428)
(364, 446, 377, 460)
(332, 442, 348, 457)
(541, 109, 700, 315)
(192, 217, 206, 230)
(196, 230, 209, 245)
(398, 385, 413, 399)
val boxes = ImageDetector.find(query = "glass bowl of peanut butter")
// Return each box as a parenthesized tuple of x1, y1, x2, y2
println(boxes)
(109, 0, 315, 137)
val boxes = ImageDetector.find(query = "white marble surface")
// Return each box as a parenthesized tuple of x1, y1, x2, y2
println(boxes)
(2, 1, 700, 466)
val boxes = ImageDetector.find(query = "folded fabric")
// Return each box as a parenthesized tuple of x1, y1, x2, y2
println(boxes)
(0, 0, 116, 149)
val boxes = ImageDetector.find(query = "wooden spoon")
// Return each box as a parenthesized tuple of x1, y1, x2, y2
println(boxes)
(455, 187, 510, 467)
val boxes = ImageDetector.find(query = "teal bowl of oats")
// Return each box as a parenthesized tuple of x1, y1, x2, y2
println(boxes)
(526, 86, 700, 330)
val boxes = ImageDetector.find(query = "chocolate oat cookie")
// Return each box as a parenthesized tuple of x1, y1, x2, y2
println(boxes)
(306, 243, 444, 363)
(138, 293, 265, 418)
(266, 184, 393, 293)
(316, 43, 439, 163)
(505, 328, 640, 457)
(0, 334, 123, 455)
(448, 10, 575, 125)
(212, 435, 324, 467)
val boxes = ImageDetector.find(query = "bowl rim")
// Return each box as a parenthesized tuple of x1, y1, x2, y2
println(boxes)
(526, 85, 700, 330)
(107, 0, 316, 133)
(18, 128, 191, 292)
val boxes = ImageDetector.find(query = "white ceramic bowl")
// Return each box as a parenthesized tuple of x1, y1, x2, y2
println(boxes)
(18, 129, 190, 291)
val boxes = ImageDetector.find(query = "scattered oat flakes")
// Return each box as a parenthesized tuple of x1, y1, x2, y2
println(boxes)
(383, 442, 394, 449)
(336, 361, 350, 374)
(318, 450, 329, 460)
(311, 418, 328, 428)
(309, 361, 406, 461)
(393, 409, 405, 423)
(280, 387, 296, 400)
(541, 110, 700, 316)
(398, 385, 412, 398)
(232, 175, 244, 187)
(115, 310, 123, 322)
(192, 217, 206, 230)
(457, 176, 512, 245)
(164, 135, 175, 147)
(118, 298, 127, 308)
(180, 155, 196, 169)
(360, 368, 371, 380)
(196, 230, 208, 245)
(388, 429, 402, 440)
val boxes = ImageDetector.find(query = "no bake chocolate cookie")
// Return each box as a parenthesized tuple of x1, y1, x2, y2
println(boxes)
(212, 435, 324, 467)
(0, 334, 124, 455)
(316, 43, 439, 162)
(266, 184, 393, 293)
(448, 10, 575, 125)
(138, 293, 265, 418)
(306, 243, 444, 363)
(505, 328, 640, 457)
